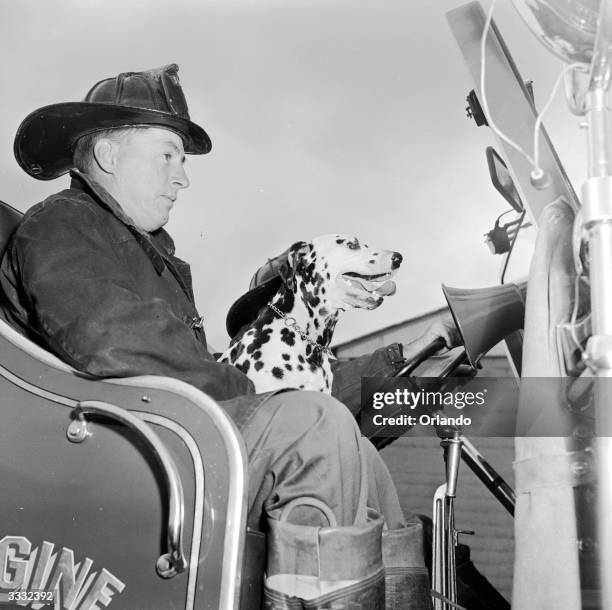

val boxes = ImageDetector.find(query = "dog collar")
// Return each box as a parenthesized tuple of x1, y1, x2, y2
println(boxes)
(267, 303, 336, 360)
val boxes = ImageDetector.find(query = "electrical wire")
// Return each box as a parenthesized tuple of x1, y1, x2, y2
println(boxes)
(569, 273, 584, 353)
(532, 62, 588, 174)
(495, 208, 516, 225)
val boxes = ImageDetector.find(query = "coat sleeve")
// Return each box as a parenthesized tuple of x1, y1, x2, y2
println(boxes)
(5, 199, 254, 402)
(330, 344, 405, 415)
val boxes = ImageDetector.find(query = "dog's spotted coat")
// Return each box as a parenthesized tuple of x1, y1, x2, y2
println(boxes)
(220, 234, 402, 393)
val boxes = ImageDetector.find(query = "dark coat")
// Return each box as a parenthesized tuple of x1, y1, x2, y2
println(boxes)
(0, 171, 405, 428)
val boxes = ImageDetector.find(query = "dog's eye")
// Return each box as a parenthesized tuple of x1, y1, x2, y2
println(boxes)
(346, 240, 359, 250)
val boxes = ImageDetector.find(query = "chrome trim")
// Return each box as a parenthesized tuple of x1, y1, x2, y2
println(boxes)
(0, 362, 77, 406)
(138, 413, 205, 610)
(113, 376, 248, 610)
(432, 483, 457, 610)
(73, 401, 187, 579)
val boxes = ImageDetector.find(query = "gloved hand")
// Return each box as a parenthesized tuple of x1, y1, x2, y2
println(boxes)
(420, 316, 462, 351)
(402, 315, 461, 359)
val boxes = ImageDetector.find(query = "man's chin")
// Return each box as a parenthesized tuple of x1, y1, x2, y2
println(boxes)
(142, 218, 169, 233)
(148, 210, 172, 232)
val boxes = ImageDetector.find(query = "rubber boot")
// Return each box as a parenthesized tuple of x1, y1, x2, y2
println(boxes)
(382, 519, 432, 609)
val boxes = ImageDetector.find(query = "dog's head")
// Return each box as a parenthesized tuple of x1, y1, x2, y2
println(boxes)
(284, 234, 402, 313)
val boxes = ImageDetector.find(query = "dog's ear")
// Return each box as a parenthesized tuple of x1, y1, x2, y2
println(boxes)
(280, 241, 311, 290)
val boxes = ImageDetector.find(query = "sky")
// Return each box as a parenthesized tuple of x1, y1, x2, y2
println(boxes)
(0, 0, 590, 352)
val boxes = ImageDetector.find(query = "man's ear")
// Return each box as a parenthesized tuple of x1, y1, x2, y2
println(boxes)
(92, 138, 117, 174)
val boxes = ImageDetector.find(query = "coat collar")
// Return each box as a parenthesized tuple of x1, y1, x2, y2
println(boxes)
(69, 169, 176, 275)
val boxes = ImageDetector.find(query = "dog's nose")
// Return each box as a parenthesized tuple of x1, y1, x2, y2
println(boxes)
(391, 252, 403, 269)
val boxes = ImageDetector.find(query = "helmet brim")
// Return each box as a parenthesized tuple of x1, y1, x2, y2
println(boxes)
(226, 276, 283, 339)
(14, 102, 211, 181)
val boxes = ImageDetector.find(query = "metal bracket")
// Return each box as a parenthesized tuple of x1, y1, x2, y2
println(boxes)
(446, 2, 581, 225)
(582, 176, 612, 225)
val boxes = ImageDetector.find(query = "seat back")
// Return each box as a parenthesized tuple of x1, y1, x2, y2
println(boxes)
(0, 322, 249, 609)
(0, 199, 23, 258)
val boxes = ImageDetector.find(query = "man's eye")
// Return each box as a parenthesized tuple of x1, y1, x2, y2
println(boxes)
(164, 153, 173, 161)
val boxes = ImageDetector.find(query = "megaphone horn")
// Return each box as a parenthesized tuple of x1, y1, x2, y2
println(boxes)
(442, 280, 527, 368)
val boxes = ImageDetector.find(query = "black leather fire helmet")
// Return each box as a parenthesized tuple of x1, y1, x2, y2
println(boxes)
(14, 64, 211, 181)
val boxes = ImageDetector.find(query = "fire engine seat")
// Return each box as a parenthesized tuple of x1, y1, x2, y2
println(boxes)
(0, 199, 256, 610)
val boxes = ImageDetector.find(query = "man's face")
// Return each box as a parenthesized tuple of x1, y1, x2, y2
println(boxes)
(111, 127, 190, 232)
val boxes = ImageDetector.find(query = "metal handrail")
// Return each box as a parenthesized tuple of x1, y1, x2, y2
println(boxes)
(68, 400, 187, 578)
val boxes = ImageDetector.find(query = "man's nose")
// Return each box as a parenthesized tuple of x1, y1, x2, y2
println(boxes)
(173, 164, 190, 189)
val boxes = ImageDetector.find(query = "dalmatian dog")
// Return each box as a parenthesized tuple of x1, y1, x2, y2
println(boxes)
(219, 234, 402, 393)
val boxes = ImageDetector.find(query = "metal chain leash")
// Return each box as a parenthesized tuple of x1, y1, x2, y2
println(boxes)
(267, 303, 335, 359)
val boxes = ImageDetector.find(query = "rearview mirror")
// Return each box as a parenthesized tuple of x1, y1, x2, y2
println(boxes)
(486, 147, 524, 213)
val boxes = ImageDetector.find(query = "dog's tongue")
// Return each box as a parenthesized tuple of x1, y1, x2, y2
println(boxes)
(374, 279, 396, 296)
(351, 278, 396, 297)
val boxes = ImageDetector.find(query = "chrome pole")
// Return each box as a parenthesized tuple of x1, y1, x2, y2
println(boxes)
(581, 3, 612, 606)
(431, 436, 461, 610)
